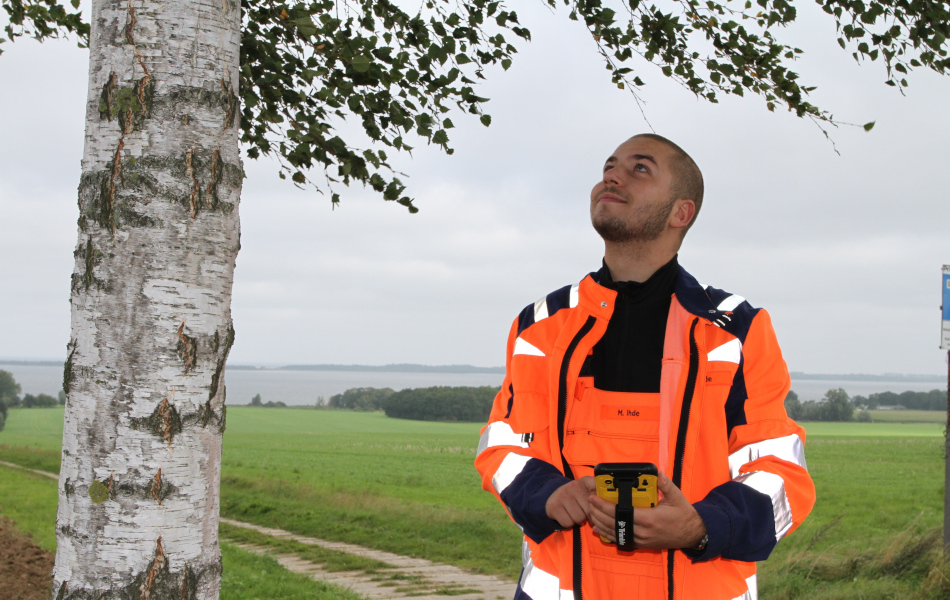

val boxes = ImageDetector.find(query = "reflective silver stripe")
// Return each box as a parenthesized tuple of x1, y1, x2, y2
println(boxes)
(730, 575, 757, 600)
(534, 297, 549, 321)
(513, 337, 545, 357)
(728, 434, 807, 479)
(520, 540, 573, 600)
(492, 453, 532, 495)
(717, 294, 746, 311)
(735, 471, 793, 541)
(478, 422, 530, 457)
(707, 338, 742, 363)
(569, 283, 579, 308)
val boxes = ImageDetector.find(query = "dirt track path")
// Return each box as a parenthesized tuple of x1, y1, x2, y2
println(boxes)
(0, 460, 516, 600)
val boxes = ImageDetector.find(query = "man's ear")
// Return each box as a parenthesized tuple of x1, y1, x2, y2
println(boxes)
(669, 199, 696, 230)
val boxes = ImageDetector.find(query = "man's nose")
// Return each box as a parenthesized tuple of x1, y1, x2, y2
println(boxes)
(602, 166, 622, 185)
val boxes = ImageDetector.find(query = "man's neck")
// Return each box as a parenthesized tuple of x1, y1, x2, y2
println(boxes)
(603, 241, 678, 283)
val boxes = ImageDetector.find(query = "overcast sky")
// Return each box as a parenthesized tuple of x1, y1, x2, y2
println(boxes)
(1, 2, 948, 375)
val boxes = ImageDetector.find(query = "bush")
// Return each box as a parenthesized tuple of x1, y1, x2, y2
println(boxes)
(383, 386, 499, 422)
(790, 388, 855, 422)
(328, 387, 394, 411)
(21, 393, 58, 408)
(0, 369, 21, 408)
(0, 398, 6, 432)
(249, 393, 286, 408)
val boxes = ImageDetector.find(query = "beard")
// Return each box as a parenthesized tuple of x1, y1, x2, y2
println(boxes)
(592, 192, 674, 243)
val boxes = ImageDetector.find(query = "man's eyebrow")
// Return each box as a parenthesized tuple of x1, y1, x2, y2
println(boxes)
(630, 153, 657, 165)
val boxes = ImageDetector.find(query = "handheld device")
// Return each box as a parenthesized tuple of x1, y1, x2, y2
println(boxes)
(594, 462, 658, 551)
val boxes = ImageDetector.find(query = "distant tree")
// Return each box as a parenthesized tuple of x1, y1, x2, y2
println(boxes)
(328, 387, 394, 411)
(0, 397, 7, 432)
(819, 388, 854, 422)
(0, 370, 20, 408)
(851, 394, 869, 409)
(856, 410, 872, 422)
(251, 393, 263, 407)
(22, 393, 59, 408)
(784, 390, 802, 420)
(262, 400, 288, 408)
(58, 390, 67, 405)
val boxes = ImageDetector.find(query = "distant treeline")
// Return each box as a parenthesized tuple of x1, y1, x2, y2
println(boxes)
(325, 386, 500, 422)
(852, 389, 946, 411)
(784, 388, 948, 422)
(383, 386, 499, 422)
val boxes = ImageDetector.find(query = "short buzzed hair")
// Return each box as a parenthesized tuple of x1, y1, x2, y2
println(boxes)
(633, 133, 704, 231)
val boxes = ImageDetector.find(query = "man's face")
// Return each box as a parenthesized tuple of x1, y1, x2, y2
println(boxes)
(590, 136, 676, 243)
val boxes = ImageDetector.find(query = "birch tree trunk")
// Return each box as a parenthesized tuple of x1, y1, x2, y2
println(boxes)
(52, 0, 241, 596)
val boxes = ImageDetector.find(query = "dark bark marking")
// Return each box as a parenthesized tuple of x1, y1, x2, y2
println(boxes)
(63, 343, 77, 394)
(107, 138, 124, 234)
(98, 71, 118, 121)
(131, 398, 182, 445)
(185, 148, 199, 218)
(176, 320, 197, 375)
(141, 536, 167, 600)
(208, 321, 235, 403)
(151, 469, 163, 505)
(221, 78, 236, 128)
(72, 238, 105, 292)
(206, 147, 222, 210)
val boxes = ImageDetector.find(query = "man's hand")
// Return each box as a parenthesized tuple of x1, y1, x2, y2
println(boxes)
(588, 472, 707, 549)
(545, 477, 597, 529)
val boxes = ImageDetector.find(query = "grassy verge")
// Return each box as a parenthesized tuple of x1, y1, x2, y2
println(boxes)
(0, 464, 59, 551)
(4, 406, 950, 597)
(0, 457, 360, 600)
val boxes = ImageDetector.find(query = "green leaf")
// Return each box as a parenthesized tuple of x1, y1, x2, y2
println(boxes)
(863, 121, 875, 131)
(351, 55, 372, 73)
(480, 114, 492, 126)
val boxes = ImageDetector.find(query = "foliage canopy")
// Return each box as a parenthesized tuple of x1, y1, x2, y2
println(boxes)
(3, 0, 948, 208)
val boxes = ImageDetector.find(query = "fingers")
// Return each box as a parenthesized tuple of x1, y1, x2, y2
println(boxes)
(588, 495, 617, 542)
(546, 479, 595, 528)
(656, 471, 684, 506)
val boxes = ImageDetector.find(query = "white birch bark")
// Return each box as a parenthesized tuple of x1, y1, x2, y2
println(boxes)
(53, 0, 241, 596)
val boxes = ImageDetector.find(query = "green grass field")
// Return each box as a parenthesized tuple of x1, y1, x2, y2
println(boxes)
(3, 406, 950, 599)
(864, 409, 947, 424)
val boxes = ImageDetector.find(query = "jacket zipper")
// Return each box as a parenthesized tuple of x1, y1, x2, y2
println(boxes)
(667, 318, 699, 600)
(557, 316, 596, 600)
(567, 429, 658, 442)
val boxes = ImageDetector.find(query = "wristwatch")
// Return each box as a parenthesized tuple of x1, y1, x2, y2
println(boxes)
(693, 533, 709, 552)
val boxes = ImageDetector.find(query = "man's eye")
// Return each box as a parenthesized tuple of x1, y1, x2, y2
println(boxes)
(634, 164, 648, 172)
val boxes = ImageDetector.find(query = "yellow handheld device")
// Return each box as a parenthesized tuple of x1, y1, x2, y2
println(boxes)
(594, 462, 658, 551)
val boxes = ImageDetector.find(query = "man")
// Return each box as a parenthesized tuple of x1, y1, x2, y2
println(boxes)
(474, 134, 815, 600)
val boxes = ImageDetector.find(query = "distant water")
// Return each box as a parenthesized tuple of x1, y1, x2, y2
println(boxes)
(1, 363, 944, 405)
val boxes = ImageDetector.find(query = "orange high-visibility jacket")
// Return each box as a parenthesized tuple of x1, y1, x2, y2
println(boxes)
(475, 267, 815, 600)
